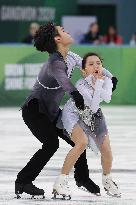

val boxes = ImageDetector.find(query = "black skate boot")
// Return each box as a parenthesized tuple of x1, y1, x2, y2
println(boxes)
(15, 182, 45, 199)
(76, 178, 101, 196)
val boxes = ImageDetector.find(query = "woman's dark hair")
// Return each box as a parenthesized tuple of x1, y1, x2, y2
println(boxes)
(33, 22, 59, 53)
(82, 52, 103, 69)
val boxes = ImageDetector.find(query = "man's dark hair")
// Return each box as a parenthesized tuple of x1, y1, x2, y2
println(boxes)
(82, 52, 103, 69)
(33, 22, 59, 53)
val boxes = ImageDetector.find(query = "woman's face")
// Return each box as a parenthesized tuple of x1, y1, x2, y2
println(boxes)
(83, 55, 103, 77)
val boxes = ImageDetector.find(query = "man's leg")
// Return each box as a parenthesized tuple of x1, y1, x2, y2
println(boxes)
(16, 142, 59, 184)
(16, 100, 59, 196)
(56, 128, 100, 194)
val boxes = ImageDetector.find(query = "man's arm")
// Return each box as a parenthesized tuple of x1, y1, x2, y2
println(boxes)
(50, 60, 84, 110)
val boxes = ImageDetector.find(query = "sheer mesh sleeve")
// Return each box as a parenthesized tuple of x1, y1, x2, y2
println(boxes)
(102, 68, 113, 79)
(100, 77, 113, 103)
(67, 51, 82, 69)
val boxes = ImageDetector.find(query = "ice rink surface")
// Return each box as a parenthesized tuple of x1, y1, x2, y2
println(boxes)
(0, 106, 136, 205)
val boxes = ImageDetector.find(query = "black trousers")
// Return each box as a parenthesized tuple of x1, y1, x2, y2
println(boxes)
(16, 99, 89, 184)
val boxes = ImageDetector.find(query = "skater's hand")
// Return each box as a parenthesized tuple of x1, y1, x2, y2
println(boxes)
(93, 68, 105, 82)
(96, 74, 105, 80)
(93, 73, 105, 86)
(112, 77, 118, 92)
(71, 91, 84, 110)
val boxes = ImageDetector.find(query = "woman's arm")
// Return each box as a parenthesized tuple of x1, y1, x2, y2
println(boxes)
(100, 77, 113, 103)
(91, 79, 105, 112)
(76, 79, 104, 113)
(76, 76, 112, 113)
(66, 51, 82, 69)
(102, 68, 113, 79)
(103, 68, 118, 92)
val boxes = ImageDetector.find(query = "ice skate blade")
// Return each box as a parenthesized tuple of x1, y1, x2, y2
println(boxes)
(104, 188, 121, 198)
(31, 195, 45, 199)
(15, 194, 45, 200)
(106, 191, 121, 198)
(52, 189, 71, 200)
(78, 186, 101, 196)
(15, 194, 21, 199)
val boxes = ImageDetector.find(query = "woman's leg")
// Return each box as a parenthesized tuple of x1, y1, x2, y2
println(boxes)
(57, 127, 100, 194)
(100, 135, 121, 197)
(100, 135, 113, 175)
(53, 124, 88, 197)
(61, 124, 88, 175)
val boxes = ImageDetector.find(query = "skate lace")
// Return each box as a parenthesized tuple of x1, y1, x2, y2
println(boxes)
(106, 178, 118, 189)
(63, 179, 69, 189)
(112, 180, 118, 188)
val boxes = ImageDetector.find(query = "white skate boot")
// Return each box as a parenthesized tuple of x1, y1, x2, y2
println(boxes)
(52, 174, 71, 200)
(102, 174, 121, 197)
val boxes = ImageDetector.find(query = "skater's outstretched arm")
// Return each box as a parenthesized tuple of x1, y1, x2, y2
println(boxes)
(50, 59, 84, 110)
(50, 60, 76, 94)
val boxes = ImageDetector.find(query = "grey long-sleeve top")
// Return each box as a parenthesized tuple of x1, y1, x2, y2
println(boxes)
(23, 52, 77, 122)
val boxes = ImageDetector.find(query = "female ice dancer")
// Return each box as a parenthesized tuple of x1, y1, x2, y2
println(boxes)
(53, 52, 121, 199)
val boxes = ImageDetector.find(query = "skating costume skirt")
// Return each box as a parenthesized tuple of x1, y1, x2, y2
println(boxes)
(60, 99, 108, 154)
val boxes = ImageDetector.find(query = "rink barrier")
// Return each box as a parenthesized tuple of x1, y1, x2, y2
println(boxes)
(0, 45, 136, 106)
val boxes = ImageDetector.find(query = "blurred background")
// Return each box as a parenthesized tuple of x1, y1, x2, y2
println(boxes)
(0, 0, 136, 106)
(0, 1, 136, 204)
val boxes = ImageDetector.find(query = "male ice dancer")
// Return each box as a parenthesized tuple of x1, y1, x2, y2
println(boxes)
(15, 22, 118, 198)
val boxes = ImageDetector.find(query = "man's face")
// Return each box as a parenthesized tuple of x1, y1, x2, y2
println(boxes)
(55, 26, 74, 46)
